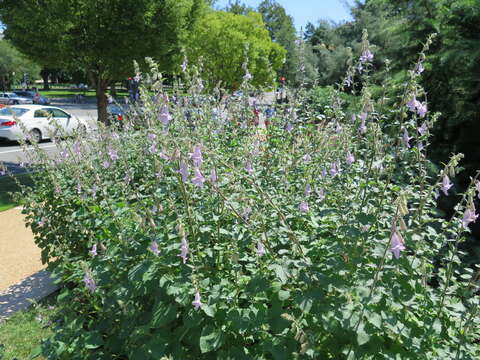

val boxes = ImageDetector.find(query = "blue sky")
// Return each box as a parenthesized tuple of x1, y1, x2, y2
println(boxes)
(215, 0, 354, 30)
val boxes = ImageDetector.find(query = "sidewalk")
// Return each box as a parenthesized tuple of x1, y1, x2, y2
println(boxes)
(0, 207, 57, 321)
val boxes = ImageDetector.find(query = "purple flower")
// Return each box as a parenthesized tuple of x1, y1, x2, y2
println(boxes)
(158, 105, 172, 126)
(304, 184, 312, 196)
(179, 237, 188, 264)
(245, 161, 254, 175)
(192, 291, 202, 310)
(359, 49, 374, 63)
(299, 201, 309, 213)
(179, 161, 189, 182)
(359, 115, 367, 134)
(77, 183, 82, 194)
(60, 149, 69, 159)
(256, 241, 266, 257)
(346, 152, 355, 165)
(417, 102, 428, 118)
(244, 71, 252, 81)
(102, 160, 111, 169)
(192, 168, 205, 187)
(190, 144, 203, 168)
(303, 154, 312, 163)
(89, 244, 97, 257)
(414, 63, 424, 75)
(462, 205, 478, 229)
(209, 168, 217, 183)
(402, 129, 412, 148)
(181, 60, 188, 72)
(83, 274, 96, 293)
(149, 143, 158, 154)
(147, 133, 157, 142)
(335, 124, 342, 134)
(417, 142, 424, 151)
(475, 181, 480, 199)
(329, 162, 338, 177)
(441, 175, 453, 196)
(407, 96, 421, 112)
(317, 188, 325, 201)
(73, 141, 81, 155)
(418, 122, 428, 136)
(390, 229, 406, 259)
(108, 148, 119, 161)
(321, 168, 327, 178)
(149, 241, 160, 256)
(286, 123, 294, 132)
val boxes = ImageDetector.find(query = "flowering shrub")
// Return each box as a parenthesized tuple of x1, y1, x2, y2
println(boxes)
(11, 37, 480, 359)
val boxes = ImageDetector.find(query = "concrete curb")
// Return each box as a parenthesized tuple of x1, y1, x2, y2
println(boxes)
(0, 269, 58, 322)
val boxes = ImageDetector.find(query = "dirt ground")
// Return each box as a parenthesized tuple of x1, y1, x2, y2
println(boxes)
(0, 208, 44, 291)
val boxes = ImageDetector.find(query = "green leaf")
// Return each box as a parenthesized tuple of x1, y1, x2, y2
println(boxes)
(278, 290, 290, 301)
(357, 325, 370, 346)
(202, 304, 216, 317)
(432, 319, 442, 334)
(84, 331, 104, 349)
(151, 302, 177, 327)
(199, 325, 223, 353)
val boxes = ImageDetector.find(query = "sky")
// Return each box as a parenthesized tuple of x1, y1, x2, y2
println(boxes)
(215, 0, 354, 30)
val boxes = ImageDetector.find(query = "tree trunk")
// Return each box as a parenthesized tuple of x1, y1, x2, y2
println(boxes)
(96, 82, 109, 125)
(40, 69, 50, 90)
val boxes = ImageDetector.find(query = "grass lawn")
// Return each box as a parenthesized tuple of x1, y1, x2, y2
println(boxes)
(0, 173, 33, 212)
(39, 89, 129, 99)
(0, 294, 57, 360)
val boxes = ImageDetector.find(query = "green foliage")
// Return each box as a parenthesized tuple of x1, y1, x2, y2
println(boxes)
(14, 44, 480, 359)
(0, 172, 33, 212)
(0, 39, 40, 90)
(187, 10, 286, 90)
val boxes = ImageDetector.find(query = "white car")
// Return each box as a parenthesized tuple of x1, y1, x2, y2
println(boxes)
(0, 105, 89, 142)
(0, 92, 33, 105)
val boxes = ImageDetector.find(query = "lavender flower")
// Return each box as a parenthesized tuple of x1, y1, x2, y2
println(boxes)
(158, 105, 172, 126)
(181, 60, 187, 72)
(256, 241, 266, 257)
(89, 244, 97, 257)
(475, 181, 480, 199)
(244, 71, 252, 81)
(286, 123, 294, 132)
(321, 168, 327, 178)
(346, 152, 355, 165)
(209, 168, 217, 183)
(242, 207, 252, 220)
(390, 229, 406, 259)
(402, 129, 412, 148)
(190, 144, 203, 167)
(299, 201, 309, 213)
(73, 141, 81, 155)
(317, 188, 325, 201)
(418, 122, 428, 136)
(359, 118, 367, 134)
(407, 96, 421, 112)
(149, 241, 160, 256)
(462, 205, 478, 229)
(108, 148, 119, 161)
(245, 161, 254, 175)
(441, 175, 453, 196)
(83, 274, 96, 293)
(417, 102, 428, 118)
(179, 161, 189, 182)
(179, 237, 188, 264)
(417, 142, 424, 151)
(335, 124, 342, 134)
(102, 160, 111, 169)
(359, 49, 374, 63)
(60, 149, 69, 159)
(147, 133, 157, 142)
(192, 291, 202, 310)
(414, 63, 424, 75)
(192, 168, 205, 187)
(303, 154, 312, 163)
(77, 183, 82, 194)
(304, 184, 312, 196)
(149, 143, 158, 154)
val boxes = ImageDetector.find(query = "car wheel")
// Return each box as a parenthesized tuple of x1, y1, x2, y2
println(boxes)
(13, 100, 19, 105)
(29, 129, 42, 143)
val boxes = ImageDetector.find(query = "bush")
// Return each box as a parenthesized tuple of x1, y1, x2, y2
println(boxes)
(13, 40, 480, 359)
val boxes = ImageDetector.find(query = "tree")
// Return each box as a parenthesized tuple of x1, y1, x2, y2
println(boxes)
(0, 0, 204, 123)
(224, 0, 253, 15)
(0, 39, 40, 91)
(187, 11, 286, 90)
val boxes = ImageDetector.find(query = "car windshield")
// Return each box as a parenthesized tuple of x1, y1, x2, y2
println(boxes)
(0, 107, 29, 117)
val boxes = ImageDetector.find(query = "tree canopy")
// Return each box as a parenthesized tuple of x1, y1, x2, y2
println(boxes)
(187, 10, 286, 90)
(0, 39, 40, 90)
(0, 0, 204, 122)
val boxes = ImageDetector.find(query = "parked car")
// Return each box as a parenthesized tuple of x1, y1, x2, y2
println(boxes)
(0, 92, 33, 105)
(13, 90, 50, 105)
(0, 105, 89, 142)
